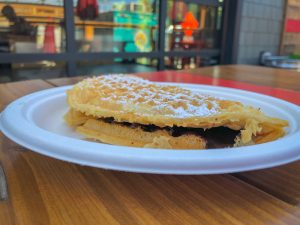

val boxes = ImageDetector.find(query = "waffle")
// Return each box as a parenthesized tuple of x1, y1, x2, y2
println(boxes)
(74, 118, 207, 149)
(65, 75, 288, 149)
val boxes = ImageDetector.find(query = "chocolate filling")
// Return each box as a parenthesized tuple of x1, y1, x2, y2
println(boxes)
(100, 117, 240, 149)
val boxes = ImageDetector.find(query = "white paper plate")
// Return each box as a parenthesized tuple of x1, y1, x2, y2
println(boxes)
(1, 83, 300, 174)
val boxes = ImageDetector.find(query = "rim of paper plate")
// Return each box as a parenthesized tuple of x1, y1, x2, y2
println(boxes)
(1, 83, 300, 174)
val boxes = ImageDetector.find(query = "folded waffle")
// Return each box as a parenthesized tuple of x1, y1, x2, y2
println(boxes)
(65, 75, 288, 149)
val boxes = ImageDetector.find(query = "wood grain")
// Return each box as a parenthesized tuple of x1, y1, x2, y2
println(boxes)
(0, 80, 54, 225)
(46, 76, 86, 87)
(184, 65, 300, 207)
(1, 67, 300, 225)
(0, 80, 53, 111)
(46, 67, 300, 208)
(46, 65, 300, 91)
(186, 65, 300, 91)
(2, 143, 300, 225)
(235, 162, 300, 205)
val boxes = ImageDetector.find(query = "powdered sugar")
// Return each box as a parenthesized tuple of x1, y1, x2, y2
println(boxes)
(76, 74, 222, 118)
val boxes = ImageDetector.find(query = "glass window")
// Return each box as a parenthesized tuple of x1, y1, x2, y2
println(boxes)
(164, 56, 218, 70)
(73, 0, 158, 53)
(0, 1, 65, 53)
(165, 1, 223, 51)
(0, 61, 66, 82)
(77, 57, 157, 75)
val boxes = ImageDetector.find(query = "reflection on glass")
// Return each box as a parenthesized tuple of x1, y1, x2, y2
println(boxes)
(165, 56, 218, 70)
(0, 1, 65, 53)
(73, 0, 158, 53)
(165, 0, 223, 51)
(0, 61, 66, 83)
(77, 57, 157, 75)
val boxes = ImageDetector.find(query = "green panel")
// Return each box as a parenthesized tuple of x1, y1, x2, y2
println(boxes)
(113, 28, 152, 52)
(111, 11, 156, 52)
(114, 28, 136, 42)
(113, 11, 157, 26)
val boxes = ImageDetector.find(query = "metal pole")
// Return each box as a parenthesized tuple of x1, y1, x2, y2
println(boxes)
(64, 0, 77, 76)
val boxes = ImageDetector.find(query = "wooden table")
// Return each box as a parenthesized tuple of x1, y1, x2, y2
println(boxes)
(1, 65, 300, 225)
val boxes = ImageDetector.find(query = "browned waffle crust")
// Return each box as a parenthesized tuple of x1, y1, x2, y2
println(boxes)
(65, 75, 288, 149)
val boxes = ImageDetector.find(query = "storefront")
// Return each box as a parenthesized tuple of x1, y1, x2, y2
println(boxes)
(0, 0, 241, 81)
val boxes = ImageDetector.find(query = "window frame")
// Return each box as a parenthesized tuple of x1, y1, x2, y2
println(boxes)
(0, 0, 240, 76)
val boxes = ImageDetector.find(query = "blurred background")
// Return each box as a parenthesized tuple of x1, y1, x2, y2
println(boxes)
(0, 0, 299, 82)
